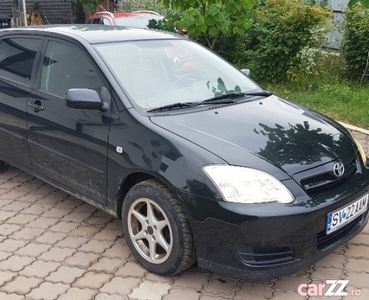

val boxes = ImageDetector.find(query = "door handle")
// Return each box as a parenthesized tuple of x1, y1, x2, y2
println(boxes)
(28, 101, 44, 113)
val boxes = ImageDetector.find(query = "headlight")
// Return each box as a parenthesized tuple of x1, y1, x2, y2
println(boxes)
(350, 133, 367, 166)
(203, 165, 295, 204)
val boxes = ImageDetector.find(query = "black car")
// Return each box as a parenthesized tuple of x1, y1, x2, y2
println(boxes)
(0, 16, 11, 29)
(0, 25, 368, 280)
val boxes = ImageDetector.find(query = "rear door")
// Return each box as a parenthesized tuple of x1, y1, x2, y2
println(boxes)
(0, 36, 43, 169)
(27, 38, 111, 204)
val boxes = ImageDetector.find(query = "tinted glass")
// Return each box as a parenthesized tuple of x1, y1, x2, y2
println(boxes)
(89, 18, 102, 24)
(0, 38, 41, 85)
(40, 41, 102, 98)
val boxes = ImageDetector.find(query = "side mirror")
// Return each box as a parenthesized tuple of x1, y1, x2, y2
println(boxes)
(241, 69, 252, 78)
(179, 28, 187, 35)
(65, 89, 102, 110)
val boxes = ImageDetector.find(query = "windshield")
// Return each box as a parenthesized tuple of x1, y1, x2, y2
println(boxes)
(114, 16, 163, 28)
(96, 39, 262, 110)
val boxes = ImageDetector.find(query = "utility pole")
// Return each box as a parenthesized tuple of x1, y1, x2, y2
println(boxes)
(22, 0, 27, 26)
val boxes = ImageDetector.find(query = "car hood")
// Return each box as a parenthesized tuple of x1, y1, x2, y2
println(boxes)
(150, 96, 355, 179)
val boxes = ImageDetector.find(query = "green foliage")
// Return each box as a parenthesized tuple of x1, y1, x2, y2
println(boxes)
(208, 78, 241, 97)
(348, 0, 369, 8)
(342, 5, 369, 78)
(72, 0, 86, 24)
(161, 0, 255, 50)
(210, 33, 252, 68)
(81, 0, 104, 11)
(147, 19, 177, 33)
(287, 49, 345, 89)
(121, 0, 168, 15)
(32, 1, 41, 10)
(302, 0, 328, 7)
(242, 0, 331, 83)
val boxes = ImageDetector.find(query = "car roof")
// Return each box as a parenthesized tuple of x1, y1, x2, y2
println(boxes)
(0, 24, 182, 44)
(92, 11, 162, 18)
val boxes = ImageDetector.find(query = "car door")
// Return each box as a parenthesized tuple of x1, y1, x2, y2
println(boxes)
(27, 38, 111, 205)
(0, 36, 43, 169)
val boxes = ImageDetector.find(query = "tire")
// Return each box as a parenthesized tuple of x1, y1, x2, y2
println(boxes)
(0, 161, 4, 171)
(122, 179, 196, 275)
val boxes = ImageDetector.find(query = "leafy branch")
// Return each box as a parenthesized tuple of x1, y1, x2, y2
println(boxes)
(162, 0, 255, 50)
(348, 0, 369, 9)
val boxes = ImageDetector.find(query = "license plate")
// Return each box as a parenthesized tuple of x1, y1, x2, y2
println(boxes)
(326, 194, 368, 235)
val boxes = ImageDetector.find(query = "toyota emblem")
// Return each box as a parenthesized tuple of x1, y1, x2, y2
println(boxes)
(333, 162, 345, 177)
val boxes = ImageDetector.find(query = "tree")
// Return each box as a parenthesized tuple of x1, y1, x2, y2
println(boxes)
(73, 0, 86, 23)
(348, 0, 369, 8)
(81, 0, 104, 11)
(162, 0, 255, 50)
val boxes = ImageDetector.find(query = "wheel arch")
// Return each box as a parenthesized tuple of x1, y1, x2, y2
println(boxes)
(116, 171, 185, 220)
(120, 173, 197, 275)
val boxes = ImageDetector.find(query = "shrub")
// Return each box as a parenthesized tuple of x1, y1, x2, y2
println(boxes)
(342, 5, 369, 80)
(147, 18, 178, 33)
(286, 22, 346, 90)
(72, 0, 86, 24)
(120, 0, 167, 15)
(210, 33, 252, 68)
(243, 0, 331, 83)
(287, 48, 346, 89)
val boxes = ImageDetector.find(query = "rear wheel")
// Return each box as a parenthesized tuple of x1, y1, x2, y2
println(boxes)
(122, 179, 196, 275)
(0, 161, 4, 170)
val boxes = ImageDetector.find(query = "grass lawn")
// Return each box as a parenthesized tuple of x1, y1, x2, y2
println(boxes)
(266, 82, 369, 130)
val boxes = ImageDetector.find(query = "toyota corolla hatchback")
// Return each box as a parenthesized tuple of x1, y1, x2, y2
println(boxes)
(0, 25, 368, 280)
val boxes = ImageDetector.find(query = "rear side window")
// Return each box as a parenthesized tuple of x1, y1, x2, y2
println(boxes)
(0, 38, 41, 85)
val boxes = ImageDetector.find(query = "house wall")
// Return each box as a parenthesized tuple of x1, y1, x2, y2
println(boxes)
(0, 0, 72, 24)
(327, 0, 349, 49)
(329, 0, 350, 11)
(0, 0, 13, 17)
(35, 0, 73, 24)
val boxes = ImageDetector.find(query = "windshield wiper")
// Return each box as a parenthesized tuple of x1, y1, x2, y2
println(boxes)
(242, 91, 273, 97)
(147, 91, 273, 113)
(200, 91, 272, 104)
(147, 102, 198, 113)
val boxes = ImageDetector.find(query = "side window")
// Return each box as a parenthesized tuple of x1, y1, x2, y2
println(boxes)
(90, 18, 102, 24)
(102, 18, 111, 25)
(0, 38, 41, 85)
(40, 41, 102, 98)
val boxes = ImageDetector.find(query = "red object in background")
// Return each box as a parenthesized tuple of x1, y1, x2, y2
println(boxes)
(87, 11, 163, 28)
(88, 10, 187, 35)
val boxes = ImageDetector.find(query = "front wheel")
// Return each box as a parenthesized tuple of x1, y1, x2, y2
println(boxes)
(122, 179, 196, 275)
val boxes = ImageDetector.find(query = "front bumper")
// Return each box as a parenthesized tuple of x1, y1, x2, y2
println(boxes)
(197, 209, 368, 280)
(179, 173, 369, 280)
